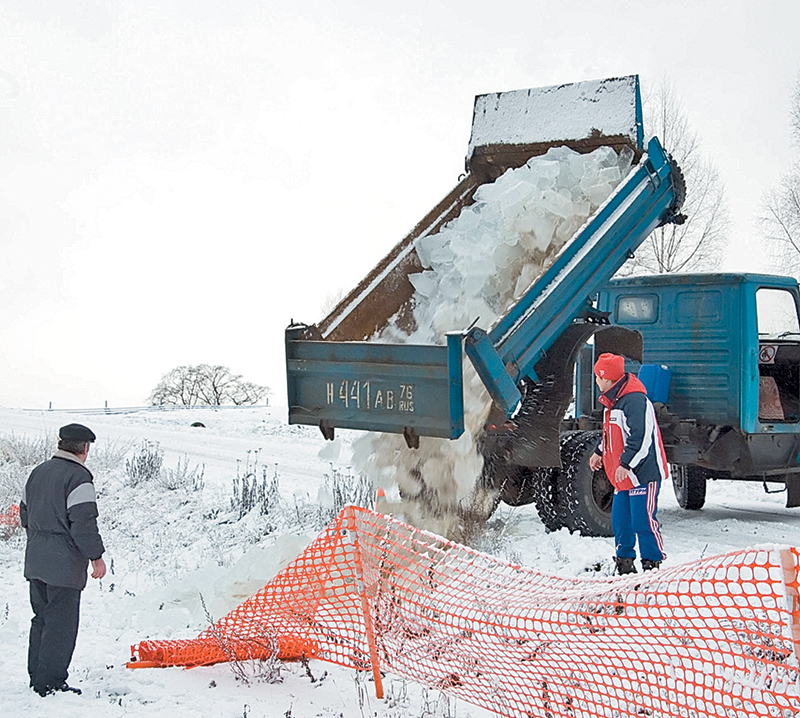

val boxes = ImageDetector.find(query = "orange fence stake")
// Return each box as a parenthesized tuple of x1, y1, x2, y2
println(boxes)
(781, 548, 800, 663)
(344, 507, 384, 699)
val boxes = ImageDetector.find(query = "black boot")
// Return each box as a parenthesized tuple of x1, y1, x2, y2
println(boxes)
(614, 556, 637, 575)
(34, 683, 82, 697)
(641, 559, 661, 572)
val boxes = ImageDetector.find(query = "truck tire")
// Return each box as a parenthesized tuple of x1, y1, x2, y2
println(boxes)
(492, 460, 567, 532)
(671, 464, 707, 510)
(559, 430, 614, 537)
(495, 463, 536, 506)
(529, 467, 567, 532)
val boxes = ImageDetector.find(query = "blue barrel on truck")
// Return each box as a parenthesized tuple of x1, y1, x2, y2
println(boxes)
(638, 364, 672, 404)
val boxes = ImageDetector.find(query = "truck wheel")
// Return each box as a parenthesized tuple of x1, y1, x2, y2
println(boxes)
(671, 465, 707, 510)
(496, 463, 536, 506)
(559, 430, 614, 537)
(529, 467, 567, 532)
(491, 460, 567, 532)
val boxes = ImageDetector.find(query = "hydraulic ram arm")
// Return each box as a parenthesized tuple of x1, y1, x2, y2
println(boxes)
(285, 137, 684, 442)
(464, 136, 685, 417)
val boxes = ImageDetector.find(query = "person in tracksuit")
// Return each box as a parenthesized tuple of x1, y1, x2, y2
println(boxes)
(589, 353, 668, 575)
(20, 423, 106, 696)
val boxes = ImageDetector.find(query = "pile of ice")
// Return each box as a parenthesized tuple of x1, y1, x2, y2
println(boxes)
(352, 144, 635, 540)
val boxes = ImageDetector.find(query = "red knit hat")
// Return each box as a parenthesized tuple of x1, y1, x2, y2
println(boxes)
(594, 353, 625, 382)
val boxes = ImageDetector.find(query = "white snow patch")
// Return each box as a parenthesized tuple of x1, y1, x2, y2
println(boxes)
(468, 76, 639, 159)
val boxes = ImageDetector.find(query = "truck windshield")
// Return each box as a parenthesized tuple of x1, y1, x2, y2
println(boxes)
(757, 288, 800, 337)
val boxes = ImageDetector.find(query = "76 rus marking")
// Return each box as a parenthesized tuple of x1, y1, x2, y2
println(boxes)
(326, 380, 415, 412)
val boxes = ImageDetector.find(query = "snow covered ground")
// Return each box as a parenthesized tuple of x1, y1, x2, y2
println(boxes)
(1, 404, 799, 718)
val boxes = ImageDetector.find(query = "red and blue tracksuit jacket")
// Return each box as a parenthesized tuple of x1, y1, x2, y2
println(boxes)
(594, 373, 669, 561)
(594, 373, 670, 491)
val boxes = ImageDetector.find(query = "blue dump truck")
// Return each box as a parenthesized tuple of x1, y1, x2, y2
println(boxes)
(286, 76, 800, 537)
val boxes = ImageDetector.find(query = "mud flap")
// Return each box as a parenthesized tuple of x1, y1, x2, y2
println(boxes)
(787, 476, 800, 508)
(594, 325, 644, 363)
(703, 429, 755, 477)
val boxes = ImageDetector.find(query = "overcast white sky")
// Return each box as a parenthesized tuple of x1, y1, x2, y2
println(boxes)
(1, 0, 799, 409)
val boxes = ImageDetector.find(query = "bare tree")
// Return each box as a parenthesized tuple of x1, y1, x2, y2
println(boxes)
(624, 78, 730, 274)
(760, 74, 800, 273)
(149, 365, 269, 406)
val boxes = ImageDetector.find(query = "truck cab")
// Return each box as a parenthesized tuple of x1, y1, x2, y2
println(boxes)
(597, 274, 800, 498)
(493, 272, 800, 539)
(595, 273, 800, 511)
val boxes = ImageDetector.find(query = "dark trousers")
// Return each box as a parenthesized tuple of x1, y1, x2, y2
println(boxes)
(28, 579, 81, 691)
(612, 481, 666, 562)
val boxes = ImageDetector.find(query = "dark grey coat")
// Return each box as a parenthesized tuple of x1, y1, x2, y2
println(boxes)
(20, 451, 105, 590)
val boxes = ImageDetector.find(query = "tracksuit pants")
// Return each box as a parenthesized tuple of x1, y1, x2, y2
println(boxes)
(612, 481, 666, 562)
(28, 579, 81, 692)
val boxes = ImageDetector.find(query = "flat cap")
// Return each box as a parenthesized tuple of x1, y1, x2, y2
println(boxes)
(59, 423, 96, 443)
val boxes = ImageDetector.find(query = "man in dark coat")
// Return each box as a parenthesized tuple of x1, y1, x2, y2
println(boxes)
(20, 423, 107, 696)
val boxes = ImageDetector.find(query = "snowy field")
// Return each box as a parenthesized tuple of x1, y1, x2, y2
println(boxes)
(1, 404, 799, 718)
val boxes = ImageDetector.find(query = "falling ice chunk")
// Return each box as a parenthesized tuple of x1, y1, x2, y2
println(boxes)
(437, 275, 461, 300)
(415, 232, 448, 269)
(587, 183, 613, 206)
(598, 166, 621, 184)
(513, 263, 538, 299)
(482, 282, 500, 308)
(617, 145, 635, 176)
(408, 270, 438, 298)
(429, 236, 455, 266)
(593, 146, 618, 168)
(463, 271, 487, 297)
(539, 189, 574, 219)
(526, 158, 560, 178)
(449, 229, 474, 258)
(456, 207, 481, 232)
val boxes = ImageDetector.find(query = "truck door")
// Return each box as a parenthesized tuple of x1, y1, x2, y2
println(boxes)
(755, 286, 800, 426)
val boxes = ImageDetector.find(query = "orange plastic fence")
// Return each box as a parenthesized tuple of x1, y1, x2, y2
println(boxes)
(129, 506, 800, 717)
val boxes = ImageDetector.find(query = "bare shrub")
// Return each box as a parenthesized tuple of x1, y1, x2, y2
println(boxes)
(159, 455, 205, 492)
(0, 433, 53, 509)
(125, 441, 164, 487)
(0, 433, 52, 469)
(87, 438, 133, 476)
(199, 593, 282, 685)
(231, 450, 281, 523)
(317, 467, 375, 528)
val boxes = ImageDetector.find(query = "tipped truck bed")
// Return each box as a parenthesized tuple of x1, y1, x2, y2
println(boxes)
(286, 76, 681, 445)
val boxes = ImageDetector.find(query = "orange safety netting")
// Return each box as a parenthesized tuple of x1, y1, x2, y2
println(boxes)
(0, 504, 20, 527)
(129, 506, 800, 717)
